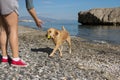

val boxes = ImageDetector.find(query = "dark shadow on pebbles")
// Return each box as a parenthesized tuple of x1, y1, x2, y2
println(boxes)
(0, 54, 2, 63)
(31, 47, 53, 55)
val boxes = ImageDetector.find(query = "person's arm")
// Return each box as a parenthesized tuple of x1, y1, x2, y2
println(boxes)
(26, 0, 43, 28)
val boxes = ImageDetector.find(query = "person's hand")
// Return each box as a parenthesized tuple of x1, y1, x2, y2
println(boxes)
(35, 19, 43, 28)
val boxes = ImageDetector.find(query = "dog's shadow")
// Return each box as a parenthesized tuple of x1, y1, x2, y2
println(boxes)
(31, 47, 53, 55)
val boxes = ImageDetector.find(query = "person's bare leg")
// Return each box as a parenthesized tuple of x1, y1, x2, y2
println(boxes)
(3, 12, 19, 58)
(0, 16, 8, 57)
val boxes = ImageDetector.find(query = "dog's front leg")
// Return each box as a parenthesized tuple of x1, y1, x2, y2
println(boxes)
(49, 45, 60, 57)
(58, 47, 62, 57)
(66, 36, 72, 54)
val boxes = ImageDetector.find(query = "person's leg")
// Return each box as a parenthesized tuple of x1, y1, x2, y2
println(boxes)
(0, 16, 7, 56)
(0, 16, 9, 62)
(2, 12, 27, 67)
(3, 12, 19, 58)
(3, 12, 27, 67)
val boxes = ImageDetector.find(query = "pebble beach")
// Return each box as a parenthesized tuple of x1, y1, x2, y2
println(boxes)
(0, 26, 120, 80)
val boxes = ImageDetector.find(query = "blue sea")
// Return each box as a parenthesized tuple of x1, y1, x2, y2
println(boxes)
(19, 21, 120, 45)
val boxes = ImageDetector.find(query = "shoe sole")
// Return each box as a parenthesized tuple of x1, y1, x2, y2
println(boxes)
(11, 64, 28, 67)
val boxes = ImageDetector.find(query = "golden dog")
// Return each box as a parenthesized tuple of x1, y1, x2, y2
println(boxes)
(47, 26, 71, 57)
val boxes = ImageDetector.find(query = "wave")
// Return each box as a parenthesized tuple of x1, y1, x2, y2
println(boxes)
(92, 40, 107, 44)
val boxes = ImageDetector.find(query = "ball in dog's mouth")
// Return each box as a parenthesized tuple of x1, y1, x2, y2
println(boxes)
(47, 35, 51, 39)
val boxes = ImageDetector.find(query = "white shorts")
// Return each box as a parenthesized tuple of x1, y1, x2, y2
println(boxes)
(0, 0, 19, 15)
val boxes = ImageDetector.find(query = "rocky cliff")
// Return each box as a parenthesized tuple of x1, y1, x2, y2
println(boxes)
(78, 7, 120, 25)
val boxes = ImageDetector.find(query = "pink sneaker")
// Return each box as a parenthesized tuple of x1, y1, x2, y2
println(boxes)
(11, 59, 28, 67)
(1, 58, 8, 63)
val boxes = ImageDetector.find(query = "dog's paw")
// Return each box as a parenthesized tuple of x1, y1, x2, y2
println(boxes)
(48, 56, 54, 59)
(49, 54, 54, 57)
(69, 50, 71, 54)
(59, 54, 62, 57)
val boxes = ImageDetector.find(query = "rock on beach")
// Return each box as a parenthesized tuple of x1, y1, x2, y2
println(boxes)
(78, 7, 120, 25)
(0, 26, 120, 80)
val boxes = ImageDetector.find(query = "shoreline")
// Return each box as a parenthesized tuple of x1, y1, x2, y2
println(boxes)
(0, 26, 120, 80)
(19, 24, 120, 45)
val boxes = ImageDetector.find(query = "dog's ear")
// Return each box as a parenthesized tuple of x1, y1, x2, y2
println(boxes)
(55, 31, 59, 36)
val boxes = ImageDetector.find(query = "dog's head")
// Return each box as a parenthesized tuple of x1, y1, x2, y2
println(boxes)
(46, 28, 59, 39)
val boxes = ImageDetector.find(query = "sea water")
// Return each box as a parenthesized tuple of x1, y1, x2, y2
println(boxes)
(19, 21, 120, 45)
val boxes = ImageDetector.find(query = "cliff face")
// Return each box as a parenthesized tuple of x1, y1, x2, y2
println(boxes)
(78, 8, 120, 25)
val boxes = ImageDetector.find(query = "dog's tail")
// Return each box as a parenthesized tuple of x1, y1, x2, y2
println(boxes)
(62, 26, 66, 31)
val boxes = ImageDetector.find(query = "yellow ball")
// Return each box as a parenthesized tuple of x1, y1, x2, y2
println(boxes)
(47, 35, 51, 39)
